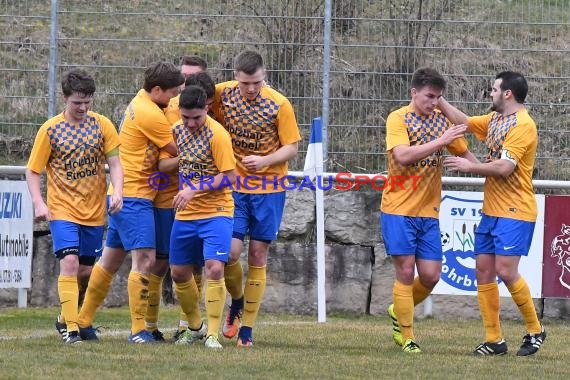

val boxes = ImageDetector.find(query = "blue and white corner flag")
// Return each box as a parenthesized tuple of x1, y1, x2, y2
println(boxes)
(303, 117, 323, 181)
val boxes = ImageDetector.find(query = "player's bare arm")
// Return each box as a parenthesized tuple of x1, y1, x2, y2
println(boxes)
(106, 153, 124, 214)
(444, 156, 515, 178)
(438, 97, 470, 127)
(25, 169, 52, 221)
(392, 124, 467, 166)
(242, 142, 298, 172)
(157, 156, 179, 173)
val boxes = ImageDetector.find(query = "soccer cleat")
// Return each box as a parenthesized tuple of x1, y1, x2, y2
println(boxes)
(172, 329, 185, 343)
(473, 339, 508, 356)
(402, 338, 421, 353)
(517, 325, 546, 356)
(237, 336, 253, 347)
(222, 309, 242, 339)
(78, 325, 100, 341)
(174, 323, 207, 345)
(204, 335, 223, 349)
(128, 330, 156, 344)
(387, 304, 403, 346)
(151, 329, 165, 342)
(63, 331, 82, 344)
(55, 315, 68, 341)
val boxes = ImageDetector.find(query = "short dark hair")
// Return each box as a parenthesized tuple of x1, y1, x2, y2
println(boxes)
(411, 67, 446, 91)
(184, 72, 215, 99)
(61, 69, 96, 97)
(179, 85, 207, 110)
(180, 55, 208, 70)
(234, 50, 264, 75)
(496, 71, 528, 103)
(143, 62, 184, 92)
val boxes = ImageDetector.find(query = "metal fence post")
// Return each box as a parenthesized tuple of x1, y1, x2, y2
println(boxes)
(48, 0, 58, 118)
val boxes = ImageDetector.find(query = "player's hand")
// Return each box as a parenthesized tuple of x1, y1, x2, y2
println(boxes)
(33, 201, 52, 221)
(242, 155, 268, 172)
(173, 188, 196, 212)
(444, 156, 472, 173)
(440, 124, 468, 146)
(108, 191, 123, 215)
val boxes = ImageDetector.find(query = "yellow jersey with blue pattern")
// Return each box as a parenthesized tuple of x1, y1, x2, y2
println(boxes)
(468, 109, 537, 221)
(213, 80, 301, 194)
(109, 89, 174, 200)
(27, 111, 120, 225)
(381, 105, 468, 218)
(174, 116, 236, 220)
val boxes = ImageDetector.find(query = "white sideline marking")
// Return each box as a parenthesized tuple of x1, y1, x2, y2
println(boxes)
(0, 320, 317, 341)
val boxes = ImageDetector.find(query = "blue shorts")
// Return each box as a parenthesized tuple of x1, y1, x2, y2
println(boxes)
(154, 207, 175, 259)
(169, 216, 232, 266)
(106, 197, 155, 251)
(474, 214, 535, 256)
(233, 192, 286, 242)
(49, 220, 104, 265)
(380, 212, 443, 261)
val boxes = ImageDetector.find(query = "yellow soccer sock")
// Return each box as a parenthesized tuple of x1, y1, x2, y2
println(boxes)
(224, 261, 244, 300)
(145, 274, 163, 331)
(477, 282, 502, 342)
(128, 271, 150, 334)
(412, 276, 432, 306)
(174, 278, 202, 330)
(78, 263, 113, 327)
(242, 266, 266, 328)
(393, 280, 414, 342)
(507, 277, 541, 334)
(58, 275, 79, 332)
(205, 278, 226, 337)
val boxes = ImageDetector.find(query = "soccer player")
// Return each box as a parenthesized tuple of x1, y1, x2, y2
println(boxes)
(152, 71, 216, 342)
(26, 69, 123, 344)
(381, 67, 476, 353)
(165, 85, 236, 349)
(440, 71, 546, 356)
(77, 62, 183, 343)
(212, 50, 301, 347)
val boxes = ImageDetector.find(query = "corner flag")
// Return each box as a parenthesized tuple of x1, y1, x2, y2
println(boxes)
(303, 117, 323, 180)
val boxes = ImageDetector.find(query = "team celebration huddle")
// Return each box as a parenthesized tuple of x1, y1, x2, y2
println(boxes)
(25, 50, 545, 355)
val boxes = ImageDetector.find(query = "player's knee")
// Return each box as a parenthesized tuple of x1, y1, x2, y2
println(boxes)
(421, 273, 440, 289)
(205, 260, 224, 280)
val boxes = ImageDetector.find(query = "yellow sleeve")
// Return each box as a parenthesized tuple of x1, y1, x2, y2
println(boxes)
(212, 128, 236, 173)
(502, 123, 536, 164)
(26, 124, 51, 173)
(276, 99, 301, 146)
(139, 109, 174, 149)
(468, 113, 492, 141)
(100, 115, 121, 155)
(165, 96, 181, 125)
(385, 111, 410, 151)
(446, 137, 468, 156)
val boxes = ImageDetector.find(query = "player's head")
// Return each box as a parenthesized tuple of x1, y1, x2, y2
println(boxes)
(144, 61, 184, 108)
(184, 72, 215, 112)
(180, 55, 207, 90)
(179, 85, 208, 131)
(234, 50, 265, 101)
(61, 69, 96, 123)
(410, 67, 446, 116)
(491, 71, 528, 112)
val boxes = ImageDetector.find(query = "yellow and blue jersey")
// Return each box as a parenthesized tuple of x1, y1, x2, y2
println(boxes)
(381, 105, 468, 218)
(27, 111, 120, 225)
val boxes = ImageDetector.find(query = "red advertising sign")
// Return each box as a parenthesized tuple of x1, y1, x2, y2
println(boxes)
(542, 195, 570, 298)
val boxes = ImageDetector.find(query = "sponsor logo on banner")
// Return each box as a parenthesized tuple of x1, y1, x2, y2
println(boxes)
(439, 194, 483, 292)
(550, 224, 570, 291)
